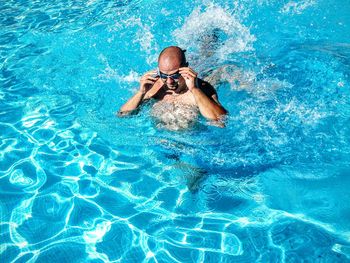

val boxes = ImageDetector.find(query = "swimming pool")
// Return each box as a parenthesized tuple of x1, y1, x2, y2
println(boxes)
(1, 0, 350, 262)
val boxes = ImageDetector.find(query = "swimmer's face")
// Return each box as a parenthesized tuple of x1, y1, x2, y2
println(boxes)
(158, 68, 183, 89)
(158, 56, 184, 90)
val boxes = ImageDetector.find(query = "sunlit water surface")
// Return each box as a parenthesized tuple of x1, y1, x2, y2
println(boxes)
(1, 0, 350, 262)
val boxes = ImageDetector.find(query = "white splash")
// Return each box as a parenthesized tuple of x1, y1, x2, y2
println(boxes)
(124, 16, 159, 65)
(98, 66, 118, 82)
(280, 0, 316, 14)
(173, 4, 256, 60)
(121, 70, 140, 83)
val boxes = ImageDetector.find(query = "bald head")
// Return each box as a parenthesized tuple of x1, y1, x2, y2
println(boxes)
(158, 46, 187, 71)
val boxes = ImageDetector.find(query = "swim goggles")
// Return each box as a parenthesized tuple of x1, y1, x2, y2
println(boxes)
(157, 68, 181, 81)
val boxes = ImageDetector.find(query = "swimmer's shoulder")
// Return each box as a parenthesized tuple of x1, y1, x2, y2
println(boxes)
(196, 78, 217, 98)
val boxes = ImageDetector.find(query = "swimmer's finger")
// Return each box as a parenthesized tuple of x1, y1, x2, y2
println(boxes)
(180, 72, 195, 79)
(185, 67, 197, 75)
(141, 76, 156, 82)
(145, 72, 157, 77)
(180, 72, 187, 77)
(145, 70, 158, 76)
(143, 80, 156, 85)
(179, 68, 189, 73)
(187, 71, 197, 78)
(141, 76, 158, 81)
(180, 72, 190, 77)
(179, 68, 197, 77)
(187, 68, 197, 76)
(144, 77, 157, 82)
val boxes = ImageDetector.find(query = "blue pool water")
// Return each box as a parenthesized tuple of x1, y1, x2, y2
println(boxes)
(1, 0, 350, 262)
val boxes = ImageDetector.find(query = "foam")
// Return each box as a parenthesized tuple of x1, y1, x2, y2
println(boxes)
(117, 16, 159, 65)
(280, 0, 316, 14)
(151, 101, 199, 131)
(173, 4, 256, 61)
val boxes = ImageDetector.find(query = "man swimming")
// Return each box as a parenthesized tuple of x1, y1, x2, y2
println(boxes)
(118, 46, 227, 129)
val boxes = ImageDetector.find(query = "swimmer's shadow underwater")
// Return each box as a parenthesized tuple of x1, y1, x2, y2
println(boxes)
(176, 161, 278, 193)
(154, 137, 280, 193)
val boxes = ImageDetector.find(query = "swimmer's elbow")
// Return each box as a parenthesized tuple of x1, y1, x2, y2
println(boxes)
(206, 109, 228, 127)
(219, 107, 228, 116)
(213, 106, 228, 120)
(203, 110, 225, 120)
(208, 115, 226, 128)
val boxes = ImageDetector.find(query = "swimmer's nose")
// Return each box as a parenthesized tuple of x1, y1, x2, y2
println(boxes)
(166, 77, 175, 84)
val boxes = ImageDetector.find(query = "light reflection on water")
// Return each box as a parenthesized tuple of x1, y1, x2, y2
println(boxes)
(1, 0, 350, 262)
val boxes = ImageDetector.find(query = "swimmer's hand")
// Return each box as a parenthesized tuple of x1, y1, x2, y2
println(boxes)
(140, 70, 160, 96)
(117, 70, 162, 116)
(179, 67, 198, 90)
(180, 67, 228, 121)
(144, 78, 164, 99)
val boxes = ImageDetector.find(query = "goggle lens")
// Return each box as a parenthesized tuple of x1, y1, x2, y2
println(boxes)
(157, 68, 181, 81)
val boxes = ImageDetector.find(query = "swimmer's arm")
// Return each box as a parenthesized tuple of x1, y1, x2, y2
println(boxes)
(179, 67, 227, 121)
(117, 79, 163, 116)
(117, 91, 146, 116)
(191, 87, 228, 121)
